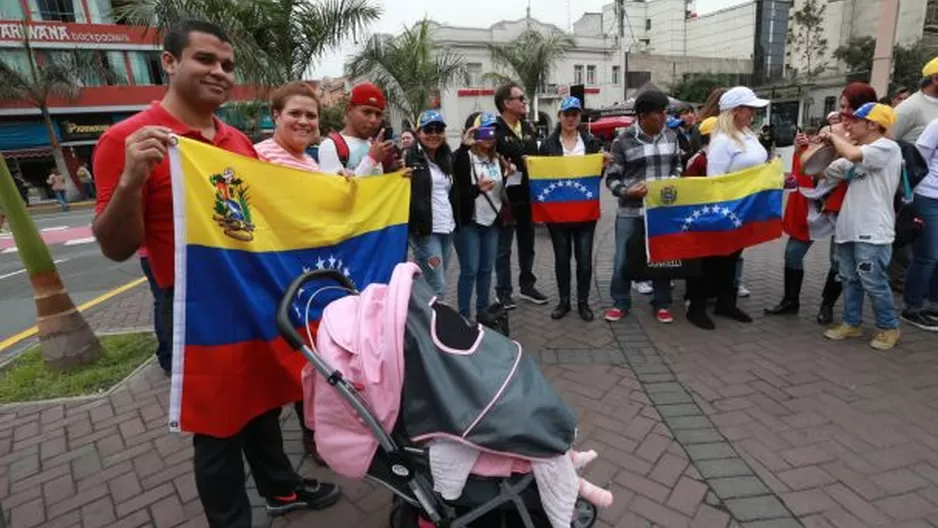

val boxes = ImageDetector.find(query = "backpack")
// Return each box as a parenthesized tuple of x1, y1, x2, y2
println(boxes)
(327, 131, 351, 168)
(893, 140, 926, 248)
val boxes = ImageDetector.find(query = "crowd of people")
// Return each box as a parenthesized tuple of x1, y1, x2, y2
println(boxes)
(82, 15, 938, 528)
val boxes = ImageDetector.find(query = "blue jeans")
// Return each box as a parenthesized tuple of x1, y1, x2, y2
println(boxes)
(837, 242, 899, 329)
(784, 237, 839, 270)
(140, 257, 171, 371)
(54, 190, 69, 211)
(410, 233, 454, 300)
(610, 216, 671, 310)
(454, 223, 499, 318)
(903, 194, 938, 312)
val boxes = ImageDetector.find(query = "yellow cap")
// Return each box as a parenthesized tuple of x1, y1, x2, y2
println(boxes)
(852, 102, 896, 130)
(923, 57, 938, 77)
(698, 116, 717, 136)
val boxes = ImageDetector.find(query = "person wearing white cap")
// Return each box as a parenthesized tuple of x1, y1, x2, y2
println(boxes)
(684, 86, 769, 330)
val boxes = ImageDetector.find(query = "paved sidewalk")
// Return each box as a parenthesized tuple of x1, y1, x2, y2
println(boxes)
(1, 189, 937, 528)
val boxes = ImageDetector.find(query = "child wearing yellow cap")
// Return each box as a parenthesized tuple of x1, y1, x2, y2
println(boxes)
(683, 117, 717, 177)
(818, 102, 903, 350)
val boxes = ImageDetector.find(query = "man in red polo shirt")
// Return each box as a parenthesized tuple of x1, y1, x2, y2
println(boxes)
(92, 19, 339, 527)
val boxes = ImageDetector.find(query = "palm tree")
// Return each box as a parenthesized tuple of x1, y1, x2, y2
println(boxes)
(0, 156, 102, 369)
(346, 19, 470, 126)
(486, 28, 576, 120)
(113, 0, 381, 88)
(0, 24, 110, 200)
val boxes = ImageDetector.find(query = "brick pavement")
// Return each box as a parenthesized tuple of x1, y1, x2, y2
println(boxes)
(1, 188, 936, 528)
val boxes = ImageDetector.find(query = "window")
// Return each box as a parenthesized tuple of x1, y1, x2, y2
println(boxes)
(612, 65, 620, 85)
(467, 62, 483, 88)
(823, 96, 836, 115)
(85, 0, 112, 23)
(1, 0, 26, 19)
(645, 18, 652, 30)
(586, 65, 596, 85)
(625, 71, 651, 88)
(29, 0, 87, 22)
(0, 49, 31, 78)
(128, 51, 166, 85)
(574, 64, 583, 85)
(41, 50, 128, 87)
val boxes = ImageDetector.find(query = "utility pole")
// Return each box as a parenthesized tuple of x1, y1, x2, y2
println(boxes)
(870, 0, 899, 96)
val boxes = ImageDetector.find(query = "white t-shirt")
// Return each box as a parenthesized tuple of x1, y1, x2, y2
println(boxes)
(562, 135, 586, 156)
(913, 118, 938, 199)
(826, 138, 902, 245)
(707, 131, 768, 176)
(317, 133, 383, 177)
(429, 161, 455, 234)
(469, 151, 504, 227)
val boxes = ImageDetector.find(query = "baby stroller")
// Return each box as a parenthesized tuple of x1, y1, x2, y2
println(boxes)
(275, 263, 600, 528)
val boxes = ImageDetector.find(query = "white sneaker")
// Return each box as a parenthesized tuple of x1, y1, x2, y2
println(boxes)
(633, 281, 653, 295)
(738, 284, 751, 298)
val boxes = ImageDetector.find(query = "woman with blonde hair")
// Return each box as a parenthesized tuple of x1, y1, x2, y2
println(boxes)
(685, 86, 769, 330)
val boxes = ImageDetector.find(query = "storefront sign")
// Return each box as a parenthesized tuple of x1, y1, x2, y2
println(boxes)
(57, 116, 113, 141)
(0, 22, 153, 46)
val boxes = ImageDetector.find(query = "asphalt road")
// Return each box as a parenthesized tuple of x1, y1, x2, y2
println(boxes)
(0, 209, 143, 343)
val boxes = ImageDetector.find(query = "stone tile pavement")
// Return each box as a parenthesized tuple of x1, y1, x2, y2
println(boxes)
(1, 190, 936, 528)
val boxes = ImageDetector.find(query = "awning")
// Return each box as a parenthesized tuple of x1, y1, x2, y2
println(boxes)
(0, 147, 53, 159)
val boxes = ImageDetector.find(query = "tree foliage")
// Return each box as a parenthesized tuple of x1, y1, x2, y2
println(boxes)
(318, 95, 347, 135)
(787, 0, 828, 78)
(346, 19, 469, 126)
(485, 28, 576, 118)
(669, 73, 738, 104)
(833, 37, 937, 94)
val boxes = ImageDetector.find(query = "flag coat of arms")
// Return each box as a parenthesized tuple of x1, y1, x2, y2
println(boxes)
(644, 159, 784, 262)
(168, 136, 410, 437)
(526, 154, 603, 223)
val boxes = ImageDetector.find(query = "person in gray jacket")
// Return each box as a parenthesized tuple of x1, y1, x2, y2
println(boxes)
(604, 90, 682, 324)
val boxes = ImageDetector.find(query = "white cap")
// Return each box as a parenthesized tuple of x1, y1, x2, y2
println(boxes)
(719, 86, 770, 112)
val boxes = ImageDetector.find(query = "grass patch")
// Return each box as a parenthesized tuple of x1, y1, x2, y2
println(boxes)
(0, 332, 156, 403)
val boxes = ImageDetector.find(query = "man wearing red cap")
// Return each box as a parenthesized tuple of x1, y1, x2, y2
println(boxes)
(318, 82, 396, 176)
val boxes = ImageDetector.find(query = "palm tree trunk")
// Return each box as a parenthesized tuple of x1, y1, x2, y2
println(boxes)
(40, 105, 80, 201)
(0, 155, 101, 369)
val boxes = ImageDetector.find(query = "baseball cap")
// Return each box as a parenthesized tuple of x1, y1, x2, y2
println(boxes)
(348, 82, 386, 110)
(474, 112, 498, 128)
(851, 102, 896, 129)
(559, 96, 583, 112)
(923, 57, 938, 77)
(418, 110, 446, 129)
(698, 116, 717, 136)
(666, 116, 682, 129)
(719, 86, 770, 112)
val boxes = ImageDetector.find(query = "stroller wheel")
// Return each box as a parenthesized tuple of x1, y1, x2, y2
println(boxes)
(571, 499, 597, 528)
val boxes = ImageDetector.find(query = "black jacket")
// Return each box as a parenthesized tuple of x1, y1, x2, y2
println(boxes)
(405, 143, 459, 237)
(452, 145, 508, 227)
(537, 128, 604, 157)
(493, 115, 539, 205)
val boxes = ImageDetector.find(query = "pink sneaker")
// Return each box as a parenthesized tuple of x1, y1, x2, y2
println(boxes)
(656, 309, 674, 324)
(604, 308, 627, 322)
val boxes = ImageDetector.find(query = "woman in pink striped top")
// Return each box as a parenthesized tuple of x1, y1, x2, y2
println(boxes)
(255, 81, 322, 172)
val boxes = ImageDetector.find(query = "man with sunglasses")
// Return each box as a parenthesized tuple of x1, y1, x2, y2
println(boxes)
(491, 82, 549, 309)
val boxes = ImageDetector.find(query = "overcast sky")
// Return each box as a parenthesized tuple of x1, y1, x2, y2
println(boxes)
(309, 0, 747, 78)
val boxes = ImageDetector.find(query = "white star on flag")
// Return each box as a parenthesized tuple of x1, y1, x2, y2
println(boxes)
(328, 256, 336, 268)
(316, 257, 325, 269)
(585, 192, 593, 198)
(702, 205, 711, 214)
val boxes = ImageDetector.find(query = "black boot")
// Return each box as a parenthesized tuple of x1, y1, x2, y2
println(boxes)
(715, 293, 753, 323)
(686, 301, 715, 330)
(577, 300, 594, 322)
(551, 298, 571, 320)
(816, 269, 842, 325)
(765, 268, 804, 315)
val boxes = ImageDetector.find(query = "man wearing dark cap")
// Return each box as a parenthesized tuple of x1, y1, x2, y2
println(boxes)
(318, 82, 396, 177)
(604, 90, 682, 324)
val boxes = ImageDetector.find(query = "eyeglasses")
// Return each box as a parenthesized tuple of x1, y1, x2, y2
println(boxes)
(509, 95, 527, 103)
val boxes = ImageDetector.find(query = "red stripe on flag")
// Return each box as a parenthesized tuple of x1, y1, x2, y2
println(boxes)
(531, 200, 600, 224)
(178, 322, 317, 438)
(647, 219, 783, 262)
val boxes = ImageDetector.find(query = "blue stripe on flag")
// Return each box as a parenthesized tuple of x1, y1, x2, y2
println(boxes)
(529, 176, 601, 203)
(645, 189, 782, 237)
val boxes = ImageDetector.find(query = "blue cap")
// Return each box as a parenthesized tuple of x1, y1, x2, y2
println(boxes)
(666, 116, 683, 129)
(559, 96, 583, 112)
(475, 112, 498, 128)
(418, 110, 446, 129)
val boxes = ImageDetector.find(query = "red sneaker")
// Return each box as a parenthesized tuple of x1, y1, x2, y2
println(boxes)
(604, 308, 627, 322)
(656, 309, 674, 324)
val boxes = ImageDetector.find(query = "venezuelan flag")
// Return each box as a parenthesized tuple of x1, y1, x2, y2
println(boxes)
(167, 136, 409, 437)
(526, 154, 603, 223)
(644, 159, 784, 262)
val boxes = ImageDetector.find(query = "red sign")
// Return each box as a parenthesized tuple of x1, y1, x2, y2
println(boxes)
(0, 21, 154, 45)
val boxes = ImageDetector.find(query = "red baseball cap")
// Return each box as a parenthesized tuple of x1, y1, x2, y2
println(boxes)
(348, 82, 386, 111)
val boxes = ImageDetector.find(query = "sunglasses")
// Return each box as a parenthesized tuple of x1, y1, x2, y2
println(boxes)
(509, 95, 527, 103)
(422, 124, 446, 134)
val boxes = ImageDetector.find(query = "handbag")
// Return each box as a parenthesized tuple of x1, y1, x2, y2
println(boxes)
(471, 155, 515, 227)
(625, 228, 703, 280)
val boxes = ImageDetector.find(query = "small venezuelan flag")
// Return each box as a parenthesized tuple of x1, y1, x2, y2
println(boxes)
(167, 136, 409, 437)
(526, 154, 603, 223)
(644, 159, 784, 262)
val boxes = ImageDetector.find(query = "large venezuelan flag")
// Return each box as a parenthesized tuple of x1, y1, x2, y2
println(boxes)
(526, 154, 603, 223)
(167, 136, 409, 437)
(644, 159, 784, 262)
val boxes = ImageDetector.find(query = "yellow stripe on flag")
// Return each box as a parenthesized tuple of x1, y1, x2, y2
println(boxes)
(177, 137, 411, 253)
(645, 158, 784, 208)
(526, 153, 604, 180)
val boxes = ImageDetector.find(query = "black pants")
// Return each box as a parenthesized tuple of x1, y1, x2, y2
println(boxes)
(686, 251, 741, 305)
(496, 201, 536, 296)
(160, 289, 300, 528)
(547, 222, 596, 301)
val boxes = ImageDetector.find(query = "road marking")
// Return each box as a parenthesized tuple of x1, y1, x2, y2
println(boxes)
(64, 237, 97, 246)
(40, 226, 68, 232)
(0, 258, 68, 280)
(0, 276, 148, 352)
(1, 247, 18, 254)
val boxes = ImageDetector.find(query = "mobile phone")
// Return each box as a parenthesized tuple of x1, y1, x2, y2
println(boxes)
(382, 126, 394, 142)
(474, 128, 496, 141)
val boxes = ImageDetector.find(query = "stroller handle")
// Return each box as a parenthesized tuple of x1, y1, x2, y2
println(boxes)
(275, 269, 357, 350)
